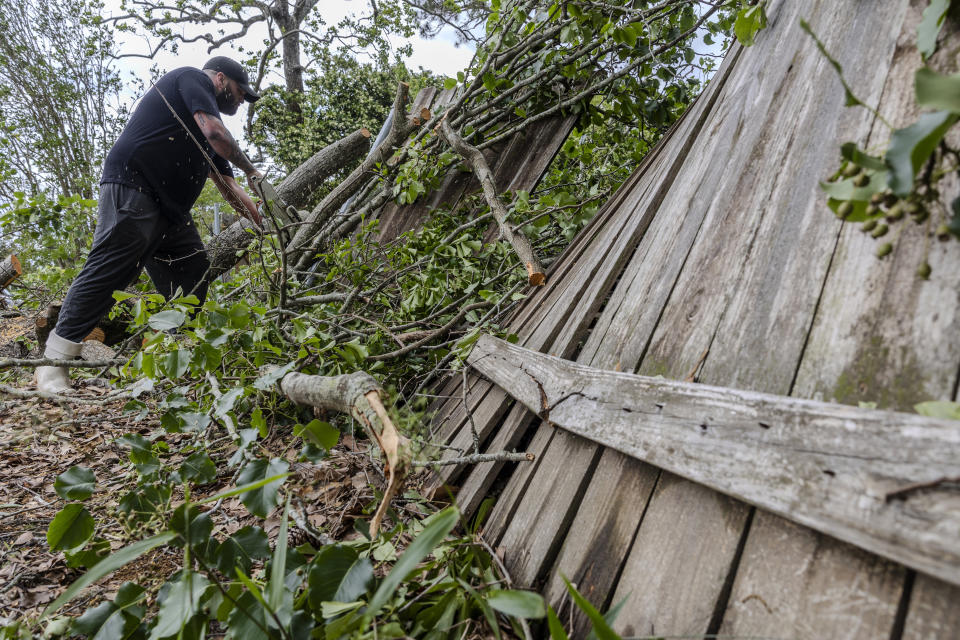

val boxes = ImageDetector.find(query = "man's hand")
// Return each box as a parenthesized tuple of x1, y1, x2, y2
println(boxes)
(247, 169, 264, 191)
(210, 171, 263, 228)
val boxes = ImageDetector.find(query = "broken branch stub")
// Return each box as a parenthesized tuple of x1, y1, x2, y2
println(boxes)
(278, 370, 411, 536)
(439, 118, 546, 287)
(0, 254, 22, 290)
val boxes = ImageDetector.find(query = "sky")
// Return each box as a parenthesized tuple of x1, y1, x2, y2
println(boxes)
(106, 0, 477, 129)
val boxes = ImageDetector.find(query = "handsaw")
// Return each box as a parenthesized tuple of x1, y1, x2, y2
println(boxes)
(251, 175, 301, 247)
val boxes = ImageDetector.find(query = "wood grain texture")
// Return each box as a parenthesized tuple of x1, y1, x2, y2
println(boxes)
(902, 574, 960, 640)
(469, 334, 960, 587)
(611, 472, 750, 639)
(719, 510, 905, 639)
(723, 1, 960, 636)
(484, 39, 746, 556)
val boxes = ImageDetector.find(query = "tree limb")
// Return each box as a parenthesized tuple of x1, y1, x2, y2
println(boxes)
(439, 117, 546, 286)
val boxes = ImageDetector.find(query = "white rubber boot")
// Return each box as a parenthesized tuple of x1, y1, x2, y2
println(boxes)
(35, 331, 83, 393)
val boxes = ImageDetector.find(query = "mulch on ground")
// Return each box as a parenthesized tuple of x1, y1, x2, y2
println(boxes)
(0, 379, 429, 625)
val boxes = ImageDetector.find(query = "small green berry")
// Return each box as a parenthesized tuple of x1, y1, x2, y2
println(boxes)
(916, 261, 932, 279)
(862, 219, 878, 232)
(876, 242, 893, 258)
(871, 223, 889, 238)
(836, 201, 854, 219)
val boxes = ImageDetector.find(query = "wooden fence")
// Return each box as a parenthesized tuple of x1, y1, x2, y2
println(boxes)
(426, 0, 960, 637)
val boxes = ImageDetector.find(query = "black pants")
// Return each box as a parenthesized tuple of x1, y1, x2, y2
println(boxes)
(55, 183, 210, 342)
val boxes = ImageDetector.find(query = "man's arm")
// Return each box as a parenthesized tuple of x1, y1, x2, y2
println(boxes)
(193, 110, 263, 185)
(210, 171, 263, 227)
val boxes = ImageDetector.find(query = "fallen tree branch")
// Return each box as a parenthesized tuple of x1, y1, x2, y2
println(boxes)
(0, 357, 124, 369)
(277, 369, 411, 536)
(204, 125, 378, 280)
(278, 127, 372, 206)
(289, 82, 430, 271)
(369, 301, 492, 361)
(411, 451, 534, 467)
(439, 117, 546, 286)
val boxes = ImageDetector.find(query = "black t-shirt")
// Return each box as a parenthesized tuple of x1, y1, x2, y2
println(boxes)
(101, 67, 234, 222)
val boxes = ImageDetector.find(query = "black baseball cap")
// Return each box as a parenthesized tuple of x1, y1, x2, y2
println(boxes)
(203, 56, 260, 103)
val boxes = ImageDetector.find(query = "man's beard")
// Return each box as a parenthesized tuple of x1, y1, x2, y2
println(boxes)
(216, 86, 240, 116)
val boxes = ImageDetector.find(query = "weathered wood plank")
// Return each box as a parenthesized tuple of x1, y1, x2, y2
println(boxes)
(598, 0, 917, 634)
(468, 334, 960, 587)
(724, 1, 960, 635)
(541, 450, 658, 631)
(484, 41, 747, 557)
(428, 127, 681, 502)
(718, 511, 905, 639)
(902, 575, 960, 639)
(610, 472, 750, 638)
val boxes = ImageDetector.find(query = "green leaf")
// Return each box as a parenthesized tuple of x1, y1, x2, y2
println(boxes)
(162, 349, 191, 379)
(236, 458, 290, 517)
(915, 400, 960, 420)
(47, 504, 95, 551)
(251, 407, 267, 438)
(54, 465, 96, 501)
(116, 434, 154, 465)
(147, 310, 186, 331)
(561, 575, 619, 640)
(71, 582, 146, 639)
(547, 605, 570, 640)
(366, 506, 459, 619)
(180, 453, 217, 484)
(443, 76, 457, 90)
(43, 532, 177, 619)
(253, 362, 295, 391)
(915, 67, 960, 112)
(64, 537, 110, 570)
(268, 500, 289, 613)
(918, 0, 951, 60)
(195, 471, 291, 506)
(224, 590, 270, 640)
(147, 570, 210, 640)
(295, 419, 339, 450)
(307, 546, 374, 608)
(734, 2, 767, 46)
(216, 526, 270, 575)
(885, 110, 958, 195)
(840, 142, 887, 172)
(169, 504, 213, 547)
(321, 601, 364, 618)
(215, 386, 245, 418)
(486, 589, 547, 619)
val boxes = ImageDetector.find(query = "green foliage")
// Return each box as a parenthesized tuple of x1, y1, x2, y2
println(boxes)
(251, 52, 436, 178)
(734, 1, 768, 46)
(0, 191, 97, 303)
(919, 0, 953, 59)
(0, 0, 125, 199)
(813, 1, 960, 277)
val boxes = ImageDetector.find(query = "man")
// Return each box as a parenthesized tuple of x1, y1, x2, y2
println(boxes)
(36, 56, 264, 392)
